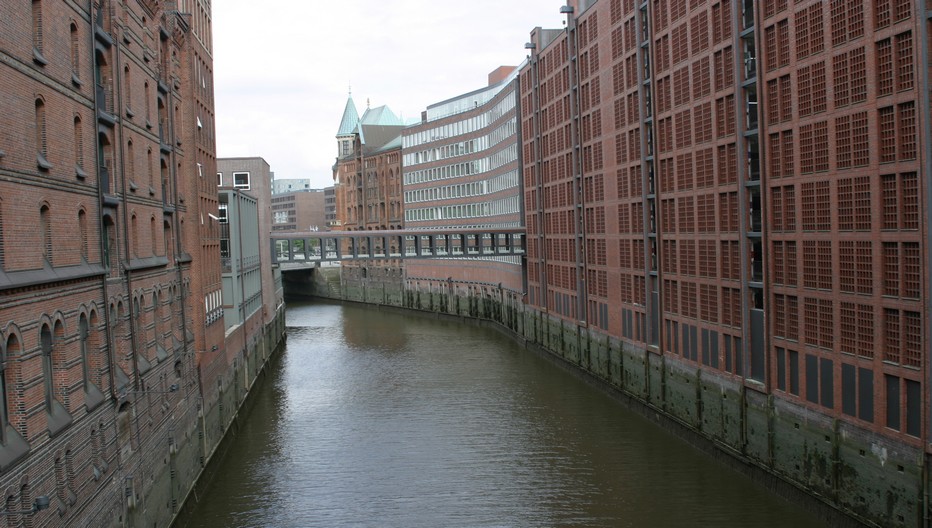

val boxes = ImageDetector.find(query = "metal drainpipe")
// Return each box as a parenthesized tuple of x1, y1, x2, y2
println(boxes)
(531, 37, 547, 310)
(565, 8, 587, 325)
(237, 194, 249, 394)
(162, 36, 193, 400)
(915, 1, 932, 525)
(91, 0, 119, 401)
(113, 32, 143, 392)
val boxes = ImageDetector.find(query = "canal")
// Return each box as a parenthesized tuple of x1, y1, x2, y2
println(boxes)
(176, 301, 827, 527)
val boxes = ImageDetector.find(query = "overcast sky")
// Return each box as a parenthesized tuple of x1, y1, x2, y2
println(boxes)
(212, 0, 568, 189)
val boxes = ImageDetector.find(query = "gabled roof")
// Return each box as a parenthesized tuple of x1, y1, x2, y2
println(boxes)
(359, 105, 403, 126)
(360, 125, 404, 154)
(336, 96, 360, 137)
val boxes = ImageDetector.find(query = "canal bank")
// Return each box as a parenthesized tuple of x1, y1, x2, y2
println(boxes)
(159, 307, 287, 528)
(176, 301, 829, 527)
(290, 267, 915, 528)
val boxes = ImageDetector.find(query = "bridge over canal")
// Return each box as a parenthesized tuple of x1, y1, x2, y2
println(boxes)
(271, 227, 526, 270)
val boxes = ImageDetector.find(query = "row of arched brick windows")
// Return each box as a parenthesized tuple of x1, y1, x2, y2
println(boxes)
(0, 307, 103, 443)
(0, 284, 185, 445)
(0, 202, 91, 271)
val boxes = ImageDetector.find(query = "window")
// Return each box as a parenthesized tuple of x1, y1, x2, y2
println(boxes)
(74, 116, 86, 177)
(70, 22, 80, 81)
(150, 216, 157, 256)
(218, 203, 228, 223)
(78, 209, 88, 261)
(233, 172, 250, 189)
(36, 98, 51, 170)
(217, 172, 222, 186)
(123, 66, 132, 115)
(131, 213, 138, 257)
(79, 315, 90, 392)
(41, 204, 51, 264)
(144, 82, 151, 123)
(40, 326, 53, 413)
(32, 0, 46, 64)
(125, 140, 134, 184)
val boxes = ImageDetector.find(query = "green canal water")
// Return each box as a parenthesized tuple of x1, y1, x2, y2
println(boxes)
(175, 301, 827, 527)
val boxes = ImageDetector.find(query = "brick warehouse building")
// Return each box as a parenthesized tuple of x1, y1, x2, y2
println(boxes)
(333, 96, 405, 284)
(401, 67, 525, 294)
(0, 1, 285, 526)
(521, 0, 931, 525)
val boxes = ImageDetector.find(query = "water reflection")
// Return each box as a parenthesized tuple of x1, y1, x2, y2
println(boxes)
(177, 301, 826, 528)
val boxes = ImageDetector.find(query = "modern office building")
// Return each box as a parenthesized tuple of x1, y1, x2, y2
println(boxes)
(270, 189, 327, 233)
(520, 1, 930, 525)
(217, 157, 282, 333)
(401, 67, 524, 292)
(324, 186, 337, 229)
(271, 177, 311, 195)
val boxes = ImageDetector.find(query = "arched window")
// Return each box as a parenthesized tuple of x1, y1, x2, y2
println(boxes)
(36, 98, 50, 170)
(152, 292, 160, 351)
(130, 213, 138, 258)
(87, 310, 103, 389)
(163, 220, 174, 263)
(70, 22, 80, 78)
(79, 315, 89, 392)
(95, 132, 108, 185)
(40, 204, 52, 265)
(144, 82, 151, 123)
(78, 209, 88, 261)
(32, 0, 45, 62)
(74, 116, 85, 177)
(123, 65, 131, 114)
(64, 449, 76, 502)
(54, 453, 65, 504)
(126, 139, 134, 182)
(103, 215, 117, 273)
(40, 325, 53, 412)
(150, 216, 157, 257)
(159, 158, 172, 204)
(146, 147, 155, 189)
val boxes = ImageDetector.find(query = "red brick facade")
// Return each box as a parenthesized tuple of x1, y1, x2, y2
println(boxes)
(333, 103, 405, 282)
(0, 0, 232, 524)
(521, 0, 931, 445)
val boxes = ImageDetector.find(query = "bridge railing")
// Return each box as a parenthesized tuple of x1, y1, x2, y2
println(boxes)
(272, 228, 526, 266)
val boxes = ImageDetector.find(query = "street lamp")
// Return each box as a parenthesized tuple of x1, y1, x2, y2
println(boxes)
(0, 495, 50, 516)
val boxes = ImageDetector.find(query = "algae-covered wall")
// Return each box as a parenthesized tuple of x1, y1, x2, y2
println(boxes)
(303, 270, 923, 528)
(162, 307, 287, 527)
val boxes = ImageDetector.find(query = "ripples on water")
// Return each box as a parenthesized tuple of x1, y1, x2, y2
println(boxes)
(178, 302, 827, 528)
